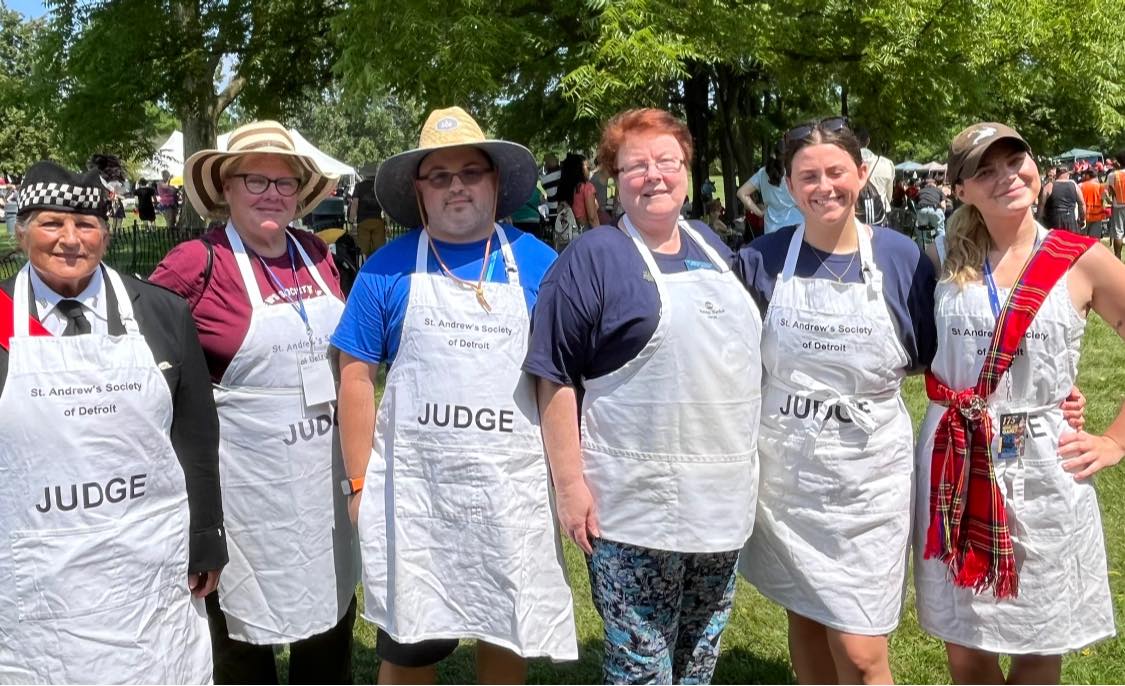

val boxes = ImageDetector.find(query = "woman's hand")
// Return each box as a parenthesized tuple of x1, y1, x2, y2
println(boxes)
(1061, 385, 1087, 431)
(554, 478, 600, 555)
(1058, 431, 1125, 480)
(348, 491, 362, 527)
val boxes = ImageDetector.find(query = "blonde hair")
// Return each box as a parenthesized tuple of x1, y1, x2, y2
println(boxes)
(941, 203, 991, 285)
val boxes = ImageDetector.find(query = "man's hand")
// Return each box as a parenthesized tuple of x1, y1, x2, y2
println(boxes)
(188, 569, 221, 598)
(348, 492, 362, 528)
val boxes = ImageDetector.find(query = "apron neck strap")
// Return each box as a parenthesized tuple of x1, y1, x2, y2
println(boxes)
(227, 222, 266, 308)
(416, 225, 520, 287)
(782, 220, 880, 284)
(227, 223, 331, 308)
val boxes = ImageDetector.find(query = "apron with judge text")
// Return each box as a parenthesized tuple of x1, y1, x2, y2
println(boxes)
(742, 222, 914, 635)
(213, 224, 357, 644)
(0, 264, 211, 683)
(358, 227, 577, 659)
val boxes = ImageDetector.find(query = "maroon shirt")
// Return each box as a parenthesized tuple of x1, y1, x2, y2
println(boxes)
(151, 225, 343, 382)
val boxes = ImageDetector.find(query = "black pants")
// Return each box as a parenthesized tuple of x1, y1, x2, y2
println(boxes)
(205, 591, 357, 685)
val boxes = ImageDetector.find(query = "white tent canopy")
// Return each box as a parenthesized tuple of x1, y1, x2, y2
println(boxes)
(140, 128, 357, 180)
(922, 161, 947, 172)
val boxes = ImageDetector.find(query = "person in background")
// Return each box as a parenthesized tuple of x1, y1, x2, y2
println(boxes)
(135, 177, 157, 230)
(540, 152, 562, 227)
(914, 122, 1121, 685)
(1079, 168, 1109, 239)
(528, 107, 763, 685)
(1103, 149, 1125, 259)
(916, 177, 947, 237)
(510, 182, 546, 239)
(0, 160, 224, 683)
(150, 120, 357, 685)
(856, 126, 895, 211)
(350, 163, 386, 256)
(738, 143, 804, 234)
(590, 163, 614, 225)
(1039, 166, 1084, 233)
(157, 170, 180, 229)
(556, 152, 599, 230)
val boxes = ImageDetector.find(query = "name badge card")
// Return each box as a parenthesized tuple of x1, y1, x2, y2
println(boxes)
(299, 347, 336, 407)
(998, 412, 1027, 461)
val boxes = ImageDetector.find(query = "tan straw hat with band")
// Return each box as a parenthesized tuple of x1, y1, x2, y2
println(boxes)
(376, 106, 537, 228)
(183, 120, 339, 220)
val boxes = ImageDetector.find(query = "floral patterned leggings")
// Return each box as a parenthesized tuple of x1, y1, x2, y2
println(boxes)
(587, 538, 739, 685)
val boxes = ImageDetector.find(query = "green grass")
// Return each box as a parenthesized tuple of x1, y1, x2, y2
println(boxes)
(274, 315, 1125, 684)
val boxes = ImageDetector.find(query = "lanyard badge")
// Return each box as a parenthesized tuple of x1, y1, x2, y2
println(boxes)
(255, 239, 336, 407)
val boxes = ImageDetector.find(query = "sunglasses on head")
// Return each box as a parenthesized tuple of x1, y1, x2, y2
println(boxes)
(783, 116, 850, 146)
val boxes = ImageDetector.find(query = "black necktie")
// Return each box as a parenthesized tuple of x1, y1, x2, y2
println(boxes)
(56, 299, 91, 336)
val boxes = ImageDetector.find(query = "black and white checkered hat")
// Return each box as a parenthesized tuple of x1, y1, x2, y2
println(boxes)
(16, 160, 108, 218)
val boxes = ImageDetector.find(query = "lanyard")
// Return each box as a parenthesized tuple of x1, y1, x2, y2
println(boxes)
(982, 236, 1041, 320)
(253, 237, 312, 337)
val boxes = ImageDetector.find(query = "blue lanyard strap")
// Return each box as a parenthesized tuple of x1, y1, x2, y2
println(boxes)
(982, 236, 1042, 320)
(253, 237, 311, 334)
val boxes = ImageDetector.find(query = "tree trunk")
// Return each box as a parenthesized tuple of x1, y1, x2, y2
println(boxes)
(682, 62, 710, 219)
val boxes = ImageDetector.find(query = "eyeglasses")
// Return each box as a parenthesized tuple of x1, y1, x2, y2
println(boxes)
(231, 173, 301, 197)
(618, 158, 685, 179)
(416, 166, 494, 189)
(783, 117, 850, 146)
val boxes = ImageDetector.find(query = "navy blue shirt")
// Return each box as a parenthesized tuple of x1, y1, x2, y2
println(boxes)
(735, 225, 937, 372)
(524, 221, 733, 391)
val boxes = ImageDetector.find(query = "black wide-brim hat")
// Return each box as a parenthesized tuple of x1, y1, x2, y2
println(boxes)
(376, 106, 537, 228)
(16, 160, 108, 218)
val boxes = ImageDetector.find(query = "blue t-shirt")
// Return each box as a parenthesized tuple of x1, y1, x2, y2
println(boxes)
(523, 220, 733, 391)
(735, 225, 937, 372)
(331, 225, 556, 365)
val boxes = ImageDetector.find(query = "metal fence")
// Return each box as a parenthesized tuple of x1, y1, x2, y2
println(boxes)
(0, 222, 204, 281)
(0, 218, 416, 282)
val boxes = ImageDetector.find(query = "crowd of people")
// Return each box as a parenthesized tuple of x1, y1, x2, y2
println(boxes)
(1, 106, 1124, 686)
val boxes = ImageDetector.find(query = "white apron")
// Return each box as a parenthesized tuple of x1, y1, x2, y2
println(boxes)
(581, 218, 763, 553)
(0, 264, 211, 684)
(359, 226, 577, 659)
(914, 239, 1115, 654)
(213, 224, 356, 644)
(742, 222, 914, 635)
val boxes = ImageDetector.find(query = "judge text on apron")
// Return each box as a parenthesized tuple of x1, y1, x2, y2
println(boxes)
(0, 265, 211, 684)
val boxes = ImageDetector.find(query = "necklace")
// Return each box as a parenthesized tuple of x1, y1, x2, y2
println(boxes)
(812, 246, 857, 283)
(426, 230, 494, 313)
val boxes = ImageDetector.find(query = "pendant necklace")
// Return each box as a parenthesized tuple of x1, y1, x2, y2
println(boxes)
(427, 230, 494, 313)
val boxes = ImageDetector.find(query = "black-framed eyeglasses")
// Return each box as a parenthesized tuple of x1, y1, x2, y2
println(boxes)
(783, 117, 850, 146)
(416, 166, 495, 190)
(231, 173, 301, 197)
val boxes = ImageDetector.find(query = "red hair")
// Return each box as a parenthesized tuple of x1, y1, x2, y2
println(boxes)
(597, 108, 693, 174)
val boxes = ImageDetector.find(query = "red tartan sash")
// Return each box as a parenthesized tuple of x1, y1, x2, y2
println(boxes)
(924, 230, 1096, 598)
(1, 288, 52, 350)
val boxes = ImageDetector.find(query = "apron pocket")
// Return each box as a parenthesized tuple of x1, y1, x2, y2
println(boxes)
(404, 449, 547, 529)
(11, 504, 185, 621)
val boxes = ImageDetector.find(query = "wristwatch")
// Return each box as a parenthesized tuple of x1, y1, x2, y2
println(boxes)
(339, 476, 365, 496)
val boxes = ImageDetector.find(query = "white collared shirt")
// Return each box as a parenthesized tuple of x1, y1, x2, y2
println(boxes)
(28, 266, 110, 336)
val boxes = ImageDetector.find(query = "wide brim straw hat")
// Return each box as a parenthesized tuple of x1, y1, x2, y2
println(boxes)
(183, 120, 339, 220)
(376, 106, 536, 228)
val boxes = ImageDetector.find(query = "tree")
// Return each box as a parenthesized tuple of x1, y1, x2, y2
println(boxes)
(38, 0, 340, 224)
(0, 3, 60, 177)
(285, 90, 424, 168)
